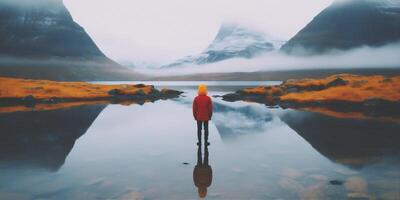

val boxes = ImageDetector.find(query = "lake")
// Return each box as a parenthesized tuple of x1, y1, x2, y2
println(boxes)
(0, 81, 399, 200)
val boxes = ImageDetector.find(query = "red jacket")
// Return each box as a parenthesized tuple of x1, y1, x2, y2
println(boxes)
(193, 95, 213, 121)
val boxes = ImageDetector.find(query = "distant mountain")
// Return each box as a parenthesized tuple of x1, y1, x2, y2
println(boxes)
(281, 0, 400, 54)
(164, 23, 280, 68)
(0, 0, 140, 81)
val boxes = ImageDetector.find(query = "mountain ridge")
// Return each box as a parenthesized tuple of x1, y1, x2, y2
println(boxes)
(0, 0, 140, 81)
(164, 23, 280, 68)
(281, 0, 400, 54)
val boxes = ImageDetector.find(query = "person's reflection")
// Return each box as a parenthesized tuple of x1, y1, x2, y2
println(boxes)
(193, 145, 213, 198)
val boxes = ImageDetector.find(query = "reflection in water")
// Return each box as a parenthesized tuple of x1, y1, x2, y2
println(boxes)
(0, 83, 399, 199)
(174, 96, 275, 141)
(281, 110, 400, 168)
(212, 97, 400, 168)
(193, 145, 212, 198)
(0, 104, 106, 171)
(212, 102, 274, 140)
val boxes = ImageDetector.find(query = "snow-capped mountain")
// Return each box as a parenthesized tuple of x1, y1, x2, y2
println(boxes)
(281, 0, 400, 54)
(164, 23, 281, 68)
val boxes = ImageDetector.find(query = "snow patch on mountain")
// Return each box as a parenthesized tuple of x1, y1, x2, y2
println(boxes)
(164, 23, 283, 68)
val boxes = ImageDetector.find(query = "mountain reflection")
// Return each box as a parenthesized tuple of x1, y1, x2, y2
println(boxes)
(0, 104, 106, 171)
(281, 110, 400, 168)
(212, 102, 274, 140)
(181, 97, 400, 169)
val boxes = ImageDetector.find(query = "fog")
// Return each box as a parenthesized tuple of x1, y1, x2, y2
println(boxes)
(2, 0, 400, 76)
(135, 43, 400, 76)
(64, 0, 333, 64)
(0, 56, 114, 68)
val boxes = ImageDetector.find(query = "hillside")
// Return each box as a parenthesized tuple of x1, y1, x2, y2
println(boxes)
(0, 0, 140, 81)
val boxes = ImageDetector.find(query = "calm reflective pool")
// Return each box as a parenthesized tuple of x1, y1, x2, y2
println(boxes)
(0, 82, 399, 200)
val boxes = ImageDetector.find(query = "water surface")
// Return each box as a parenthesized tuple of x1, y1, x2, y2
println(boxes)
(0, 82, 399, 200)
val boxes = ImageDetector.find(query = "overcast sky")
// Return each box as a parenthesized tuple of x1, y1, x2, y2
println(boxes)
(64, 0, 333, 63)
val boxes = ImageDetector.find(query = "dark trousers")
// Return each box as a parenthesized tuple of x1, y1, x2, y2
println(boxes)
(197, 121, 209, 142)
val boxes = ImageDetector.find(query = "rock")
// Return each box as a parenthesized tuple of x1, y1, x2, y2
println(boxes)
(304, 84, 326, 91)
(222, 93, 241, 102)
(22, 95, 35, 102)
(330, 180, 343, 185)
(134, 84, 147, 88)
(278, 101, 293, 109)
(160, 89, 183, 97)
(327, 77, 349, 88)
(286, 86, 300, 93)
(136, 89, 145, 96)
(22, 95, 36, 107)
(108, 89, 122, 96)
(148, 88, 160, 95)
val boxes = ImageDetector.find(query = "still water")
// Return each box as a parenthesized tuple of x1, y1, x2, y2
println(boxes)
(0, 82, 399, 200)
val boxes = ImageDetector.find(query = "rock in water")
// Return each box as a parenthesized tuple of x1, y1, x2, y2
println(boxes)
(330, 180, 344, 185)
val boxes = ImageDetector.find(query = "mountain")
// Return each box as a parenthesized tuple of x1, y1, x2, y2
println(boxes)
(281, 0, 400, 54)
(0, 0, 141, 81)
(164, 23, 279, 68)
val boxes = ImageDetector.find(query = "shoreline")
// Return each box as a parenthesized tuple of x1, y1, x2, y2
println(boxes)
(0, 77, 183, 112)
(222, 74, 400, 119)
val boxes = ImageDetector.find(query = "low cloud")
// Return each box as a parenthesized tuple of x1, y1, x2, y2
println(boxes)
(135, 42, 400, 76)
(0, 55, 113, 68)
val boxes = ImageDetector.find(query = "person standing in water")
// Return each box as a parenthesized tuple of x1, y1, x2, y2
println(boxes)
(193, 84, 213, 146)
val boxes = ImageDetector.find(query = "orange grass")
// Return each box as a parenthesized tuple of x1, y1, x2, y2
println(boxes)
(243, 86, 284, 96)
(0, 77, 154, 100)
(280, 74, 400, 103)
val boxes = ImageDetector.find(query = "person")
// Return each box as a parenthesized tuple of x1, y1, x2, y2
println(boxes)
(192, 84, 213, 146)
(193, 145, 212, 198)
